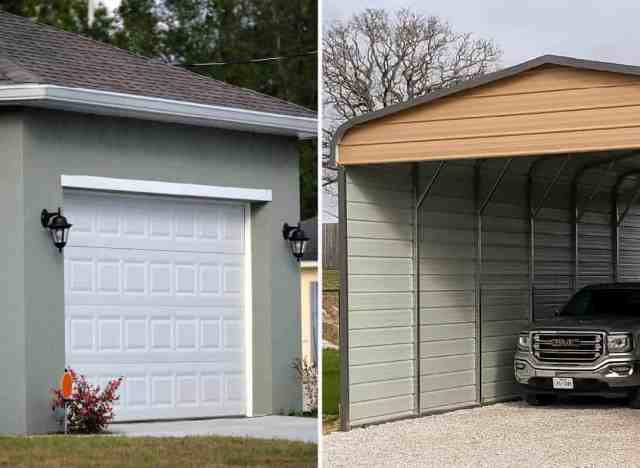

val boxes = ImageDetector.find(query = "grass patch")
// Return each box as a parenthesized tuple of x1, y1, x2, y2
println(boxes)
(323, 348, 340, 416)
(322, 415, 340, 435)
(322, 269, 340, 291)
(0, 435, 317, 468)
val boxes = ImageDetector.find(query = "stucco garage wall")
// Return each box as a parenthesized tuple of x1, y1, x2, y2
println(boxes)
(0, 113, 27, 434)
(5, 108, 301, 434)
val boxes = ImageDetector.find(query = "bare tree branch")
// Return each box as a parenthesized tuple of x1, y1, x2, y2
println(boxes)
(322, 8, 502, 190)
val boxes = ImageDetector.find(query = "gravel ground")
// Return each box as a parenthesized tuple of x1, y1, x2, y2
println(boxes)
(323, 399, 640, 468)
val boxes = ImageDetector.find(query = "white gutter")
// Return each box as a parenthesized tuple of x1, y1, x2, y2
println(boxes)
(0, 84, 317, 138)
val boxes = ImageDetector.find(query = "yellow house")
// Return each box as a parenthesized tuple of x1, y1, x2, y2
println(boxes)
(299, 217, 318, 366)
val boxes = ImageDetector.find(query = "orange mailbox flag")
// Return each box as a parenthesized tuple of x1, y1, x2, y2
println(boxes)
(61, 369, 73, 400)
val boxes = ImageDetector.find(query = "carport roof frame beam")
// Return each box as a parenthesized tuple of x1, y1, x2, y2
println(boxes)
(478, 158, 513, 215)
(613, 169, 640, 227)
(573, 151, 640, 221)
(530, 155, 572, 219)
(417, 161, 447, 208)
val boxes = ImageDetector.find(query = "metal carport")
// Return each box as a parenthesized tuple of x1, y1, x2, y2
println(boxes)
(333, 55, 640, 430)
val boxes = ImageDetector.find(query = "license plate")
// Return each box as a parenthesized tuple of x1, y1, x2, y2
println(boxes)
(552, 377, 574, 389)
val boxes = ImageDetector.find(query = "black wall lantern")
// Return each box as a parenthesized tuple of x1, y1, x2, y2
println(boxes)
(41, 208, 73, 253)
(282, 222, 309, 261)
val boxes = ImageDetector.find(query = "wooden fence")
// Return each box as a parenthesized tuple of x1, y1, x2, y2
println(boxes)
(323, 223, 339, 270)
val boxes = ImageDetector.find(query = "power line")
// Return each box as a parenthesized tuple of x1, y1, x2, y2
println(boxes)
(184, 50, 317, 67)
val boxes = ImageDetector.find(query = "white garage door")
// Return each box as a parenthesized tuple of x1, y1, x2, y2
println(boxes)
(63, 190, 250, 421)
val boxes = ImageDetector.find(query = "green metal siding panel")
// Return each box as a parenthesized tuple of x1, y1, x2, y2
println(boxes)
(346, 164, 416, 427)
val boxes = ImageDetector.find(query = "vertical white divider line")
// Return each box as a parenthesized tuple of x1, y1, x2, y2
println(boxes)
(244, 203, 254, 417)
(317, 0, 325, 456)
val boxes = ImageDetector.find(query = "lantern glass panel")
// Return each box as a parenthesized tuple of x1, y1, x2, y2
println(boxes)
(291, 239, 307, 258)
(52, 228, 65, 244)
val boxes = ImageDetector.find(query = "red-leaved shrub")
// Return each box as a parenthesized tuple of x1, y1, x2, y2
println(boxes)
(51, 369, 123, 433)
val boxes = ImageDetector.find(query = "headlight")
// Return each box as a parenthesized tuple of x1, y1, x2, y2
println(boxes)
(607, 334, 633, 353)
(517, 333, 530, 350)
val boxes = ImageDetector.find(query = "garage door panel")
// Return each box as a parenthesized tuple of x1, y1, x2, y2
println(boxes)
(66, 310, 244, 358)
(64, 190, 248, 421)
(65, 248, 243, 307)
(79, 363, 245, 419)
(68, 350, 244, 365)
(66, 191, 245, 254)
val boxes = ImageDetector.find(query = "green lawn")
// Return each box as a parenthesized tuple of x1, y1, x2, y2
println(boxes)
(0, 435, 317, 468)
(323, 348, 340, 416)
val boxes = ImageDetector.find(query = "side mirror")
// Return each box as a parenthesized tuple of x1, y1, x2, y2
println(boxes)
(553, 308, 560, 318)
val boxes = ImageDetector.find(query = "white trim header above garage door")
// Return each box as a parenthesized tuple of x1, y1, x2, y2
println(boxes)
(61, 175, 272, 202)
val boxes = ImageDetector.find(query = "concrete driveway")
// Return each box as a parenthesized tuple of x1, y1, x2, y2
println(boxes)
(324, 398, 640, 467)
(109, 416, 317, 443)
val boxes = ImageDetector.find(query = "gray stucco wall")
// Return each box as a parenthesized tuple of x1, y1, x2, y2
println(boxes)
(0, 108, 302, 434)
(0, 113, 27, 434)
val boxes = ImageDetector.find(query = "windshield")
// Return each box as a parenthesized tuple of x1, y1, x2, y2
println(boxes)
(561, 288, 640, 318)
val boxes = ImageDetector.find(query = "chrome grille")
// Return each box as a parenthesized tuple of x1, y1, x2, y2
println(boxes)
(532, 332, 604, 362)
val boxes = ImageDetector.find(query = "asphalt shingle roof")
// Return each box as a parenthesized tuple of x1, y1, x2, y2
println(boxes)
(0, 10, 315, 118)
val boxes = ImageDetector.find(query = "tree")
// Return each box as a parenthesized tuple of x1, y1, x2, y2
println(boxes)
(322, 8, 501, 199)
(113, 0, 162, 57)
(0, 0, 114, 40)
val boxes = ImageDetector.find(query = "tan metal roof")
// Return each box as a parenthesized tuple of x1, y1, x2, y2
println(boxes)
(335, 55, 640, 165)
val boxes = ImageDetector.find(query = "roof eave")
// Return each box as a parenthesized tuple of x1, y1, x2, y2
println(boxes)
(0, 84, 317, 138)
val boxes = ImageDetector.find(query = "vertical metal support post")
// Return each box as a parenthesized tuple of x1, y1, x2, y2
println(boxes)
(338, 166, 350, 431)
(613, 188, 620, 282)
(474, 157, 512, 405)
(611, 170, 640, 284)
(474, 161, 483, 406)
(527, 168, 535, 322)
(569, 152, 640, 291)
(412, 163, 421, 416)
(412, 160, 446, 415)
(572, 179, 579, 291)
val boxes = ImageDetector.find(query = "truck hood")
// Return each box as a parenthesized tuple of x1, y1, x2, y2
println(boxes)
(524, 317, 640, 333)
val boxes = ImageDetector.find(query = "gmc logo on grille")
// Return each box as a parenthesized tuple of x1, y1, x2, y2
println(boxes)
(551, 338, 577, 347)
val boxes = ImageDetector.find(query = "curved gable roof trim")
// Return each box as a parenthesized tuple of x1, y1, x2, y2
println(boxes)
(333, 55, 640, 163)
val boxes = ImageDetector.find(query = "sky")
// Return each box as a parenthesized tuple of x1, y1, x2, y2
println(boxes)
(323, 0, 640, 67)
(101, 0, 121, 12)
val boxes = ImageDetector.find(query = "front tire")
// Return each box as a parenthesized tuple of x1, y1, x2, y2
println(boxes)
(525, 393, 556, 406)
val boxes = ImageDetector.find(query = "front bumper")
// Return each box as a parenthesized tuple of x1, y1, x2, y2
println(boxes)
(514, 351, 640, 395)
